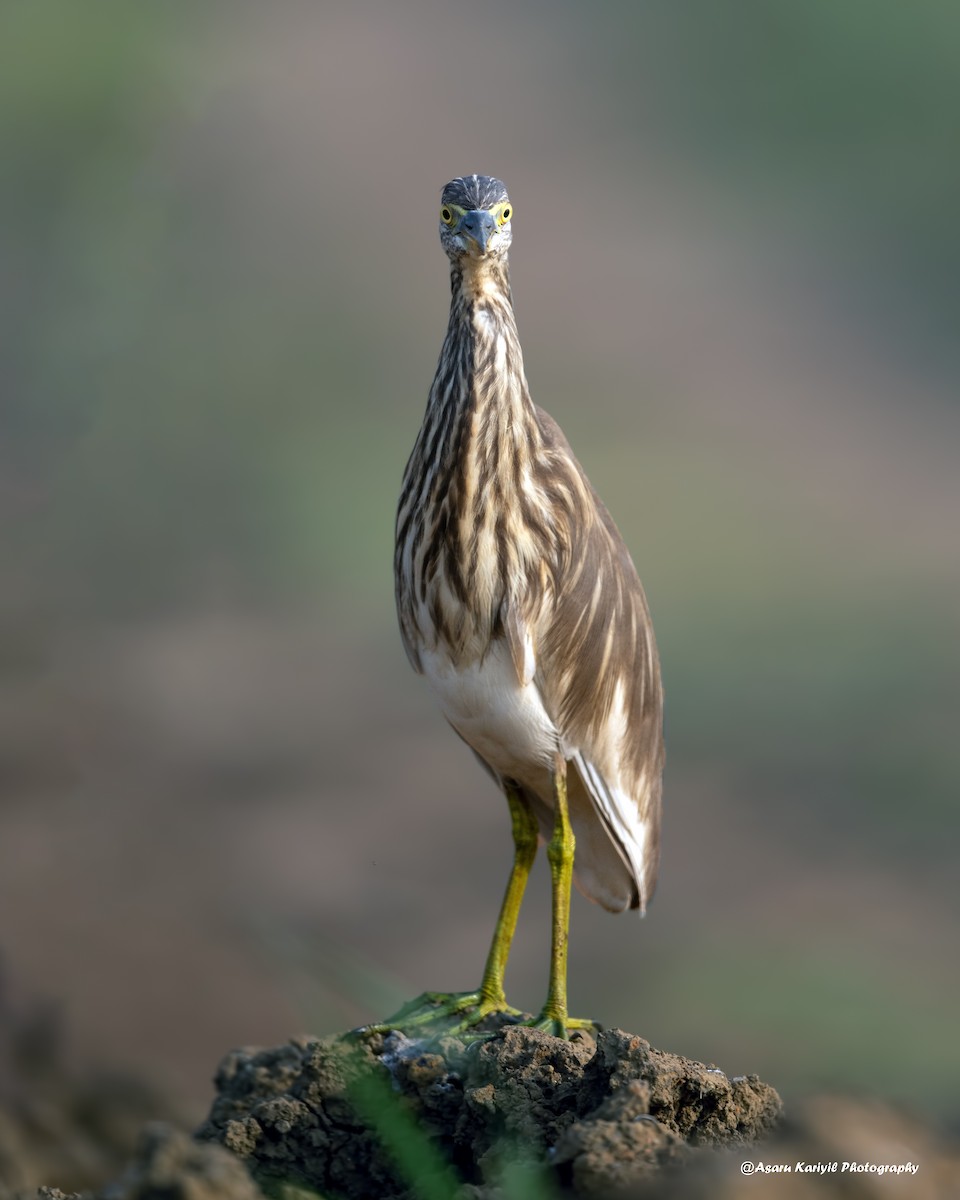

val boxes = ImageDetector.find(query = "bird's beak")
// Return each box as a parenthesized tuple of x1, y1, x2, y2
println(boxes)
(459, 209, 498, 256)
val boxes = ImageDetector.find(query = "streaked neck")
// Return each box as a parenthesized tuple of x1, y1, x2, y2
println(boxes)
(442, 255, 531, 420)
(455, 254, 513, 308)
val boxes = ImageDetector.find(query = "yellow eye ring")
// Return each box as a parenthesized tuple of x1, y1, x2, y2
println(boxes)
(497, 204, 513, 226)
(440, 206, 456, 226)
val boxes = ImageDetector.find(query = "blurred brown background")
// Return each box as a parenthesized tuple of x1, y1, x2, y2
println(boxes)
(1, 0, 957, 1134)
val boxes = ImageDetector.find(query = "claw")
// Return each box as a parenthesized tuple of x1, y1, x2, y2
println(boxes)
(353, 990, 522, 1041)
(522, 1013, 602, 1041)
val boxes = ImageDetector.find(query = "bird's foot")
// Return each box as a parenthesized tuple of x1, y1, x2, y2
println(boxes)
(352, 989, 521, 1039)
(521, 1010, 602, 1041)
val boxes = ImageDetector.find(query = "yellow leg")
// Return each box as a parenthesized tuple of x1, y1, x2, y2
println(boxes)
(477, 784, 539, 1008)
(357, 783, 537, 1035)
(528, 758, 598, 1038)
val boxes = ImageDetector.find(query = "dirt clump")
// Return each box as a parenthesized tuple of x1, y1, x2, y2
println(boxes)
(26, 1007, 960, 1199)
(196, 1015, 782, 1198)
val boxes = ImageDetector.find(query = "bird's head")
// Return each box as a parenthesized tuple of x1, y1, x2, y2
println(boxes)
(439, 175, 513, 262)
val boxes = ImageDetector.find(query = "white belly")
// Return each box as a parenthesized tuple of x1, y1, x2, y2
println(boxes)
(419, 640, 559, 788)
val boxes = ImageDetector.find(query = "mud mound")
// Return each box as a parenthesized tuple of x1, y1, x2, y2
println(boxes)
(196, 1016, 782, 1198)
(27, 1008, 960, 1199)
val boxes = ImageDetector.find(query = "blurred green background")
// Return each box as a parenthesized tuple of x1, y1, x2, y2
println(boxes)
(1, 0, 957, 1132)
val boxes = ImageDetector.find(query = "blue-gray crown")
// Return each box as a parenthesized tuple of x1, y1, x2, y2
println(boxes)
(441, 174, 509, 211)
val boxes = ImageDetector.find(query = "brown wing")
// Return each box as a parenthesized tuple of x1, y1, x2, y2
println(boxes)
(526, 407, 664, 909)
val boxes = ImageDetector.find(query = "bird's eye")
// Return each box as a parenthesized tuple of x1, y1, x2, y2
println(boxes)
(440, 206, 455, 226)
(497, 204, 513, 225)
